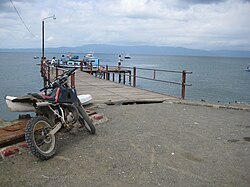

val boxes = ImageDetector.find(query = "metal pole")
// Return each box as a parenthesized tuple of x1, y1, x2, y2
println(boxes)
(41, 15, 56, 87)
(181, 70, 186, 99)
(41, 20, 45, 73)
(42, 20, 45, 62)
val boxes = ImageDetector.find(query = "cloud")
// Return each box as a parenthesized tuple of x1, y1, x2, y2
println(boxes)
(0, 0, 250, 50)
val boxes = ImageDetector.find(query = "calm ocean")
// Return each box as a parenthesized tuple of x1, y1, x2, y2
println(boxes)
(0, 52, 250, 121)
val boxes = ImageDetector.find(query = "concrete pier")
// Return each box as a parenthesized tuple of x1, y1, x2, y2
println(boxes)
(1, 101, 250, 186)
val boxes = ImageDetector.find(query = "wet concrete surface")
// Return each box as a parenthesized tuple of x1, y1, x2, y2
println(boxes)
(0, 102, 250, 187)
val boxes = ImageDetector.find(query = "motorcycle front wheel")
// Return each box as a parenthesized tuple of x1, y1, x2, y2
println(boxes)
(78, 107, 96, 134)
(25, 116, 57, 160)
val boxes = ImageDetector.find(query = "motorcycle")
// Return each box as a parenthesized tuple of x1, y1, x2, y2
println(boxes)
(6, 68, 95, 160)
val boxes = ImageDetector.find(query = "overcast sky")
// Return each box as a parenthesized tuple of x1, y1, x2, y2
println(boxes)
(0, 0, 250, 50)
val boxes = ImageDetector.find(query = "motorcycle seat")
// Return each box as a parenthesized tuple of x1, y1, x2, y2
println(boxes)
(29, 93, 55, 102)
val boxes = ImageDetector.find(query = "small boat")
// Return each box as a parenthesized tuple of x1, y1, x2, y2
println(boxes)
(34, 56, 39, 59)
(83, 52, 99, 68)
(245, 66, 250, 72)
(5, 94, 92, 112)
(124, 54, 131, 59)
(57, 52, 99, 68)
(78, 94, 92, 105)
(58, 60, 82, 68)
(6, 96, 34, 112)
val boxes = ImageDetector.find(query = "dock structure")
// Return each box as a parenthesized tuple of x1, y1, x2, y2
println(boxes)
(74, 70, 178, 105)
(42, 61, 192, 99)
(42, 65, 179, 104)
(0, 69, 177, 148)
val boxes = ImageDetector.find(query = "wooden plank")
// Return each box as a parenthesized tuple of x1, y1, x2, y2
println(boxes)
(0, 120, 27, 148)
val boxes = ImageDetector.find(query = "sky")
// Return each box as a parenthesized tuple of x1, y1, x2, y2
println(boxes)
(0, 0, 250, 50)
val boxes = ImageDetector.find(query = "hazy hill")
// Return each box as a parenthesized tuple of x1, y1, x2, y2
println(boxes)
(1, 44, 250, 58)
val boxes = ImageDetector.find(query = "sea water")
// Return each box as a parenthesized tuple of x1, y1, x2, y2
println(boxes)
(0, 52, 250, 121)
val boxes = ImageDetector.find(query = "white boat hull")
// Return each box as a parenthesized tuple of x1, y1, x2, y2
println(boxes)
(78, 94, 92, 106)
(5, 94, 92, 112)
(6, 96, 34, 112)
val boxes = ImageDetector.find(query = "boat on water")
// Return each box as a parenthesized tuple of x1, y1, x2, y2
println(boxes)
(124, 54, 131, 59)
(5, 94, 92, 112)
(83, 52, 100, 68)
(34, 56, 39, 59)
(56, 52, 99, 68)
(245, 66, 250, 72)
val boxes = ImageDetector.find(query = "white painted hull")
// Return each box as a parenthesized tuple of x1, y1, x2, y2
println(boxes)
(5, 94, 92, 112)
(6, 96, 35, 112)
(78, 94, 93, 106)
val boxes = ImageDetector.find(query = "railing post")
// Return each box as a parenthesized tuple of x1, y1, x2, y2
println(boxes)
(47, 65, 50, 84)
(123, 73, 126, 84)
(181, 70, 186, 99)
(71, 72, 75, 88)
(56, 67, 58, 78)
(129, 71, 131, 86)
(106, 65, 109, 80)
(153, 70, 156, 80)
(41, 60, 45, 77)
(80, 61, 83, 71)
(133, 66, 136, 87)
(90, 62, 93, 74)
(40, 59, 43, 75)
(118, 63, 121, 83)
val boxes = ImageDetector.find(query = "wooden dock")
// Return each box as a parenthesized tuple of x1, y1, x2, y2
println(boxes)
(74, 70, 178, 105)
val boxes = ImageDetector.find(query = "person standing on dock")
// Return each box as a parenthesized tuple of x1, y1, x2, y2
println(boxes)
(118, 55, 123, 83)
(61, 55, 67, 65)
(118, 55, 123, 67)
(51, 57, 56, 66)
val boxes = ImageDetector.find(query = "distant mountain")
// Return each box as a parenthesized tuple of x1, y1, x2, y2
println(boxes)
(1, 44, 250, 58)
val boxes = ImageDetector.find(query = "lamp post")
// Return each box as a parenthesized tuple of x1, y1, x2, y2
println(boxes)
(41, 15, 56, 93)
(41, 15, 56, 62)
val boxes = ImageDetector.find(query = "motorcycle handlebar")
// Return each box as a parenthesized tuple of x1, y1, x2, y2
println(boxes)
(40, 67, 78, 92)
(66, 67, 78, 76)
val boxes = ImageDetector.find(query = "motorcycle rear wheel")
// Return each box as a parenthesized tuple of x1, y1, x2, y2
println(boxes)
(25, 116, 57, 160)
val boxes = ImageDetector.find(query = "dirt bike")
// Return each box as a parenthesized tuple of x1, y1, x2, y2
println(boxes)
(7, 68, 95, 160)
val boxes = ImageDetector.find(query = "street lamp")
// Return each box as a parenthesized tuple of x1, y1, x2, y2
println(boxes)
(42, 15, 56, 62)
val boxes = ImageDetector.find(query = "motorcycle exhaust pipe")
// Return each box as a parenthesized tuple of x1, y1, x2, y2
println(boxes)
(36, 101, 50, 107)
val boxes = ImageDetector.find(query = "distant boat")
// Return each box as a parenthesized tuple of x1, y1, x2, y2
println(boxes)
(56, 52, 99, 68)
(245, 66, 250, 72)
(83, 52, 99, 68)
(124, 54, 131, 59)
(34, 56, 39, 59)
